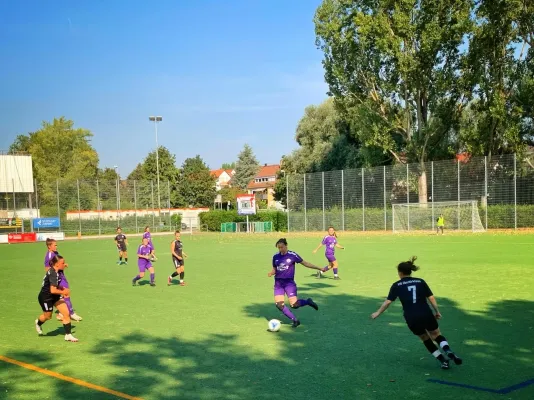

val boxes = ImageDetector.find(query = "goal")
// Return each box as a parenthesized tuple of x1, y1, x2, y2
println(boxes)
(392, 201, 485, 233)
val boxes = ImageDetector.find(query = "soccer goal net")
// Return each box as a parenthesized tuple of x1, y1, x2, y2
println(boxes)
(392, 201, 485, 233)
(221, 221, 273, 233)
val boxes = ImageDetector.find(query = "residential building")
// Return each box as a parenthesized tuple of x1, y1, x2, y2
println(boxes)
(247, 164, 281, 209)
(211, 169, 235, 191)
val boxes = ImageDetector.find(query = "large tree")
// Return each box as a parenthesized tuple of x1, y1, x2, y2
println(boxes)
(460, 0, 534, 160)
(126, 146, 181, 208)
(315, 0, 472, 202)
(176, 155, 216, 207)
(8, 117, 99, 215)
(232, 144, 260, 190)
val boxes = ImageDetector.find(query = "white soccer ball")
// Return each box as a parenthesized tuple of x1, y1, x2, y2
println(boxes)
(268, 319, 281, 332)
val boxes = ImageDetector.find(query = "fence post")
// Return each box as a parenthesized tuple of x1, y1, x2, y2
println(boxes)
(383, 166, 387, 230)
(117, 178, 121, 226)
(134, 180, 138, 233)
(168, 181, 171, 231)
(406, 164, 410, 231)
(457, 159, 461, 229)
(303, 174, 307, 232)
(484, 156, 488, 230)
(77, 179, 82, 235)
(514, 153, 517, 230)
(322, 171, 325, 231)
(431, 162, 435, 231)
(286, 172, 290, 233)
(151, 180, 155, 228)
(12, 179, 16, 217)
(96, 180, 101, 236)
(341, 170, 345, 231)
(56, 179, 61, 224)
(35, 179, 40, 218)
(362, 168, 365, 231)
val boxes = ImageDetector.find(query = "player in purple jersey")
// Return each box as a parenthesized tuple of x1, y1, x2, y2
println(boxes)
(371, 256, 462, 369)
(143, 226, 157, 261)
(35, 255, 78, 342)
(313, 226, 344, 279)
(43, 238, 83, 322)
(132, 237, 156, 286)
(268, 238, 323, 328)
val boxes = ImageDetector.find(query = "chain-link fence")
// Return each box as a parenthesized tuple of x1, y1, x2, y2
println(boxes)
(287, 154, 534, 232)
(1, 179, 202, 235)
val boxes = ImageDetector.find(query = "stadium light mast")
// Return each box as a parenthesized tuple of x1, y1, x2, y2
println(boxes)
(149, 116, 163, 223)
(113, 165, 120, 221)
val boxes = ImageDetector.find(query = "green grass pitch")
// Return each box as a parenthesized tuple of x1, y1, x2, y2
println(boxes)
(0, 233, 533, 400)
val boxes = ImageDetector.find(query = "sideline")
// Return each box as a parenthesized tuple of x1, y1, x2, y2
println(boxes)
(0, 355, 143, 400)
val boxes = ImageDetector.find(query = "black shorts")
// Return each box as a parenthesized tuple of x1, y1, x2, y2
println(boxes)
(173, 257, 184, 268)
(404, 312, 438, 335)
(38, 294, 61, 312)
(117, 244, 127, 252)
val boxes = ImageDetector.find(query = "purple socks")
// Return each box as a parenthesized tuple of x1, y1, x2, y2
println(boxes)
(333, 268, 338, 275)
(64, 297, 74, 315)
(295, 299, 310, 308)
(150, 273, 155, 283)
(282, 306, 297, 321)
(133, 274, 141, 282)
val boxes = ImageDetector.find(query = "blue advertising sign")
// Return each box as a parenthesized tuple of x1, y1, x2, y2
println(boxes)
(33, 217, 61, 229)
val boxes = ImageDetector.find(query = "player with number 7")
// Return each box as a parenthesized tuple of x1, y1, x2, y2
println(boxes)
(370, 256, 463, 370)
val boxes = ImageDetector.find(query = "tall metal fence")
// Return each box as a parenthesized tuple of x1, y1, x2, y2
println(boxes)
(287, 154, 534, 232)
(1, 179, 199, 235)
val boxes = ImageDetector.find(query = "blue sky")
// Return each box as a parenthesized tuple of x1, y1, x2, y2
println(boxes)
(0, 0, 328, 177)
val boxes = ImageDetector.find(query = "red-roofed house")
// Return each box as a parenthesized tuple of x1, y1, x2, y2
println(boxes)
(247, 164, 281, 208)
(211, 169, 235, 191)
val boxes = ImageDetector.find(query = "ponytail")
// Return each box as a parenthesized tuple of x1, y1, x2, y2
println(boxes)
(397, 256, 419, 275)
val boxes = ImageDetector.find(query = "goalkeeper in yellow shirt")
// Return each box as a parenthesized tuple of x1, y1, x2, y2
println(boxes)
(436, 214, 444, 235)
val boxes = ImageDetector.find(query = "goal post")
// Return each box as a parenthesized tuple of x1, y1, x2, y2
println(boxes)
(392, 201, 485, 233)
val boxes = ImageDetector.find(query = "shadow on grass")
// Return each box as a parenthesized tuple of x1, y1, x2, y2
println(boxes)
(3, 291, 533, 400)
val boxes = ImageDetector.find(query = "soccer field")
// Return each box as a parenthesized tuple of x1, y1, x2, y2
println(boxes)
(0, 233, 533, 400)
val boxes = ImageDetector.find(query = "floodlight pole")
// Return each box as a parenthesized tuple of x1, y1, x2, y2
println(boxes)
(149, 116, 163, 223)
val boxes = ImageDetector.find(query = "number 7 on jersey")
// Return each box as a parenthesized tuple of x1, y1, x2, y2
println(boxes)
(408, 285, 417, 303)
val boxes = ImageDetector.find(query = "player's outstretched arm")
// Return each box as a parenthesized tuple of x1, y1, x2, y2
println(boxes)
(312, 243, 323, 253)
(267, 267, 276, 277)
(371, 299, 392, 319)
(300, 260, 324, 271)
(335, 243, 345, 249)
(427, 295, 442, 319)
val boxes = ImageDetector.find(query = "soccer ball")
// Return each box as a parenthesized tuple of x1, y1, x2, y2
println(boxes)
(268, 319, 281, 332)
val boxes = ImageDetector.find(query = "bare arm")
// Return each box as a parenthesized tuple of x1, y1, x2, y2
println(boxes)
(50, 285, 70, 296)
(427, 295, 442, 319)
(371, 299, 392, 319)
(267, 267, 276, 277)
(300, 260, 324, 271)
(312, 243, 323, 253)
(335, 243, 345, 249)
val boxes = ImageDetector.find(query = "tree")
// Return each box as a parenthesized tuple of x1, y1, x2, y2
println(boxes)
(8, 117, 99, 215)
(460, 0, 534, 160)
(221, 162, 236, 170)
(176, 155, 216, 207)
(219, 186, 246, 205)
(125, 146, 181, 207)
(232, 144, 260, 191)
(315, 0, 472, 202)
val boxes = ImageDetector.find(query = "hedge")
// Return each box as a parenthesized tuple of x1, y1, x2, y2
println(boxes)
(199, 210, 287, 232)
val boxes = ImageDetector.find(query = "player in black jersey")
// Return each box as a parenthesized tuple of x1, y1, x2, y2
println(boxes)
(168, 230, 188, 286)
(114, 227, 128, 265)
(371, 256, 462, 369)
(35, 255, 79, 342)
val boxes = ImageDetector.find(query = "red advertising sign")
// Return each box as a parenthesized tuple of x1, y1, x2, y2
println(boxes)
(8, 232, 37, 243)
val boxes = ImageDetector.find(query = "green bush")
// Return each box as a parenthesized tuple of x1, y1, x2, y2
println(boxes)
(199, 210, 287, 232)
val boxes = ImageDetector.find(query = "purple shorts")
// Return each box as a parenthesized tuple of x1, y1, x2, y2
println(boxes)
(326, 254, 336, 263)
(138, 260, 152, 272)
(274, 279, 298, 298)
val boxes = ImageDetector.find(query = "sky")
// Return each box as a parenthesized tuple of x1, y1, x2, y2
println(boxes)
(0, 0, 328, 177)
